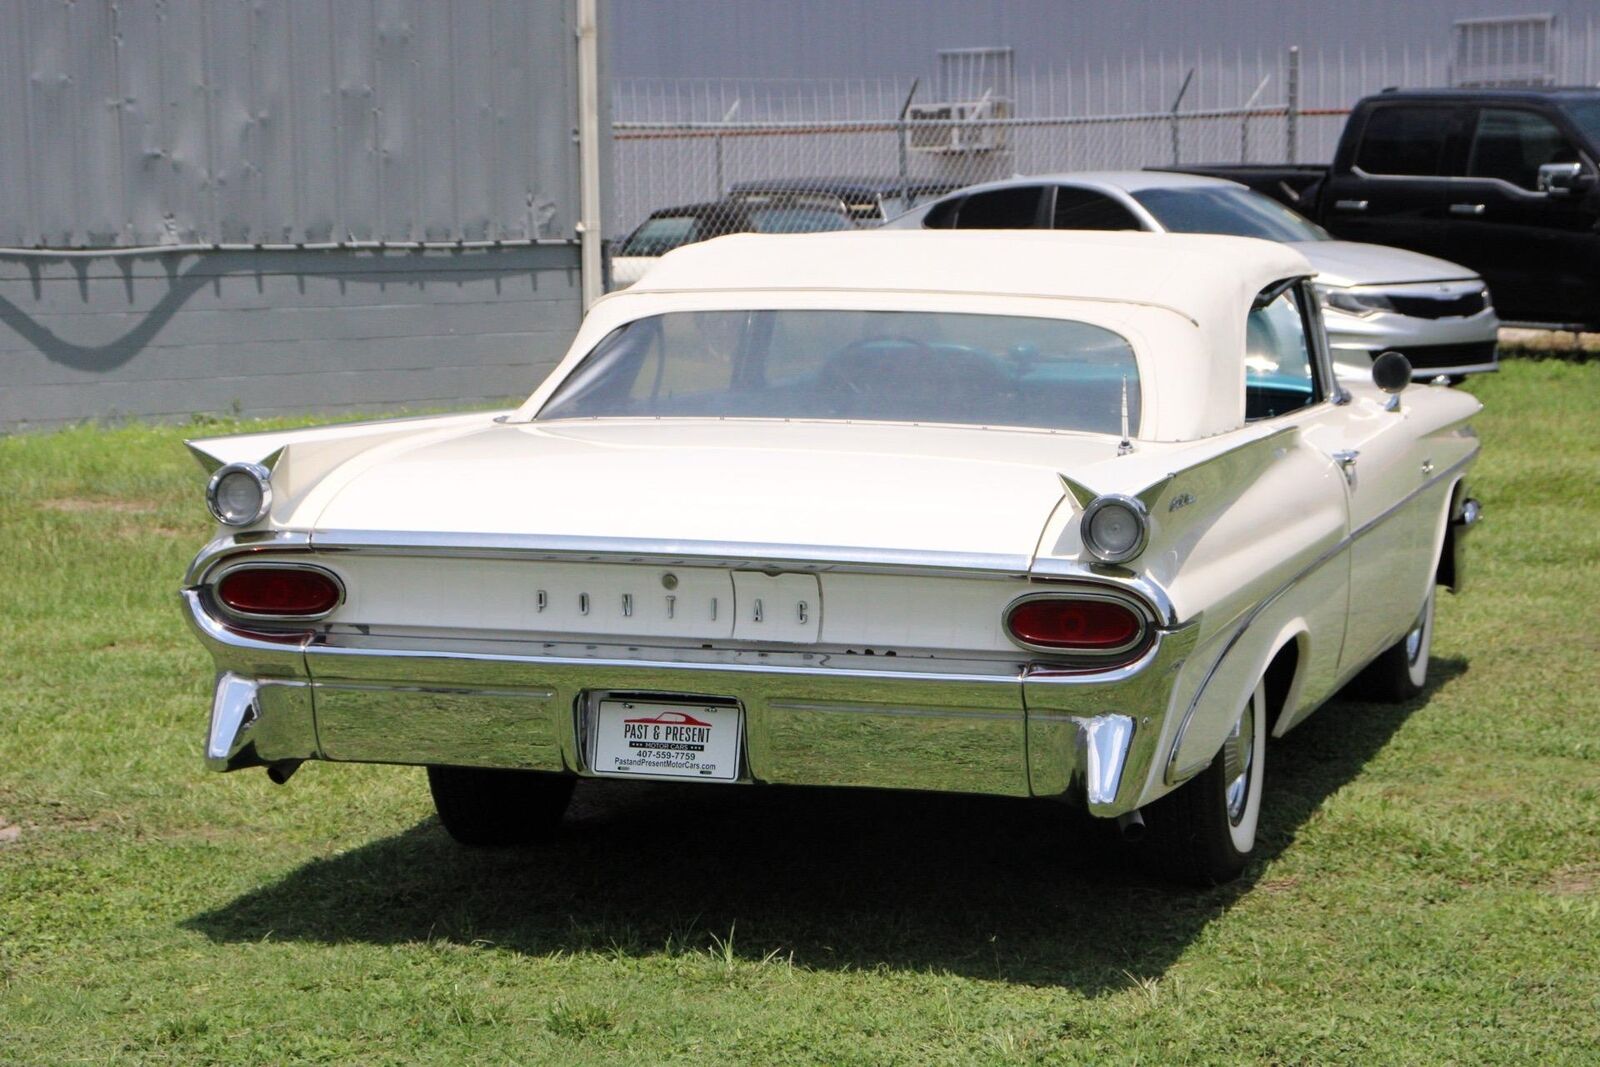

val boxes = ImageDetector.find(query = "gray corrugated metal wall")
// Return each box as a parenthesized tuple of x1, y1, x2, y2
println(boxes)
(0, 0, 601, 430)
(0, 0, 582, 246)
(607, 0, 1600, 81)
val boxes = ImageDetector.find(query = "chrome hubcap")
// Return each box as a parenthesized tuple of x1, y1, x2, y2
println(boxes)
(1222, 701, 1255, 825)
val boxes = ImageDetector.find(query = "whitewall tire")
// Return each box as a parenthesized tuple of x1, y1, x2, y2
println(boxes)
(1142, 679, 1267, 886)
(1352, 589, 1435, 703)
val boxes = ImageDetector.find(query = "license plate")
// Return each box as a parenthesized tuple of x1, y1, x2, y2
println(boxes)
(589, 699, 742, 782)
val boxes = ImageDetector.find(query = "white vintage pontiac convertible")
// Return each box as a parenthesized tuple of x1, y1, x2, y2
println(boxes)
(182, 231, 1481, 884)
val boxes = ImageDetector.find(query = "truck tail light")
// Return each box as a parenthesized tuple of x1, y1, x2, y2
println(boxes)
(1004, 595, 1148, 657)
(216, 566, 342, 618)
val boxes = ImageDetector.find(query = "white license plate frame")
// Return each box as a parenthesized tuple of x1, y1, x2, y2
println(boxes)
(587, 697, 743, 782)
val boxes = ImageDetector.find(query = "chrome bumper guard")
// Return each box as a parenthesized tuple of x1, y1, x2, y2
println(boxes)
(183, 589, 1196, 818)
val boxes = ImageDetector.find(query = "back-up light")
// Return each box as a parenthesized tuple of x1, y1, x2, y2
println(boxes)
(1004, 596, 1146, 655)
(216, 566, 342, 618)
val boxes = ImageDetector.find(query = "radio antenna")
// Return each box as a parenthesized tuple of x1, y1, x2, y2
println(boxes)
(1117, 375, 1134, 455)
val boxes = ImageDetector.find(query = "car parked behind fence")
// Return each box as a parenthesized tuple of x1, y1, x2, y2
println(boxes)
(1159, 87, 1600, 329)
(726, 176, 963, 225)
(887, 171, 1500, 380)
(610, 193, 856, 288)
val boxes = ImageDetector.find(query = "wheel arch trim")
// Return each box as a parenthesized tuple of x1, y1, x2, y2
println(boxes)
(1167, 620, 1310, 785)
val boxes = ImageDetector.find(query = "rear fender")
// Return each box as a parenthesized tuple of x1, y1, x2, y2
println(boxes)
(1166, 611, 1317, 786)
(186, 410, 508, 527)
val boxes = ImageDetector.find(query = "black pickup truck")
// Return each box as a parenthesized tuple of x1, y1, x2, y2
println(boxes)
(1161, 88, 1600, 327)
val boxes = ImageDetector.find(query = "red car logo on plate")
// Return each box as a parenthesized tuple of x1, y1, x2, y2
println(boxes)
(623, 709, 712, 727)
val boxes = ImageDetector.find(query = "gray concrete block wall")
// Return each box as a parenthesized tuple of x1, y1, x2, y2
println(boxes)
(0, 246, 582, 431)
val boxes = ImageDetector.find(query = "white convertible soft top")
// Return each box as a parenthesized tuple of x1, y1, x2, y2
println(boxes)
(541, 231, 1317, 440)
(632, 230, 1309, 325)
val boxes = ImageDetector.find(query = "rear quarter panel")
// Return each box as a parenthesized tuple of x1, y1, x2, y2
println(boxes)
(1029, 425, 1349, 807)
(1148, 428, 1349, 792)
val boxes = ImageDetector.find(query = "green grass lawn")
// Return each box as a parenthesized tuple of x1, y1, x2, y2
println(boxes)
(2, 362, 1597, 1065)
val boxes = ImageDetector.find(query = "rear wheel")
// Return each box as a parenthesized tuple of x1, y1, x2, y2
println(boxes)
(1350, 589, 1434, 703)
(427, 766, 575, 846)
(1141, 680, 1266, 886)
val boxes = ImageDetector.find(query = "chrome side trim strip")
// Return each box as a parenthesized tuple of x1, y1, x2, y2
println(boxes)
(1168, 754, 1213, 785)
(1162, 449, 1476, 785)
(1349, 451, 1475, 544)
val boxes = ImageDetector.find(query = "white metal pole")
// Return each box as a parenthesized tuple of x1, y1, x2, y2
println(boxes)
(575, 0, 603, 309)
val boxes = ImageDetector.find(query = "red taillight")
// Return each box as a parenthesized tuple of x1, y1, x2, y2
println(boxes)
(216, 567, 341, 617)
(1005, 597, 1144, 652)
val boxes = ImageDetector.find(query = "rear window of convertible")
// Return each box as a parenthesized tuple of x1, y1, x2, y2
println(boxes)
(535, 310, 1142, 435)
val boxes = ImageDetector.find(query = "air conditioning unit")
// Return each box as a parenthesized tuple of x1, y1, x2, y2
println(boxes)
(905, 100, 1010, 154)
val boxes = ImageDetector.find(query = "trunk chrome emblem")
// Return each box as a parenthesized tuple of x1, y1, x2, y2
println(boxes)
(512, 576, 812, 633)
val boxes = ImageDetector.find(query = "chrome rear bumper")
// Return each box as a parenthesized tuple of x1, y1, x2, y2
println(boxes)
(184, 590, 1195, 818)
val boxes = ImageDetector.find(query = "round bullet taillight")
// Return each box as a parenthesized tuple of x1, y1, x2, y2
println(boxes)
(206, 462, 273, 526)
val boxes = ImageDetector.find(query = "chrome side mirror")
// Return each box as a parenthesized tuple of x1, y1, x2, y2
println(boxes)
(1372, 350, 1412, 411)
(1538, 161, 1585, 196)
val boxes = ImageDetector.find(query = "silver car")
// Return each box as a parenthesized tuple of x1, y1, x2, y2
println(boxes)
(886, 171, 1499, 380)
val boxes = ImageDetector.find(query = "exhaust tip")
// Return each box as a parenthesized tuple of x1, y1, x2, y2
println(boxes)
(1117, 809, 1147, 843)
(266, 760, 303, 786)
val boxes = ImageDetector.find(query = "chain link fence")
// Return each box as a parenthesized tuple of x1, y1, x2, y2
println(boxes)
(609, 23, 1600, 249)
(615, 105, 1301, 198)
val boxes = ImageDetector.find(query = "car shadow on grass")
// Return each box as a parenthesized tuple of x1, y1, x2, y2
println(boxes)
(186, 658, 1466, 993)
